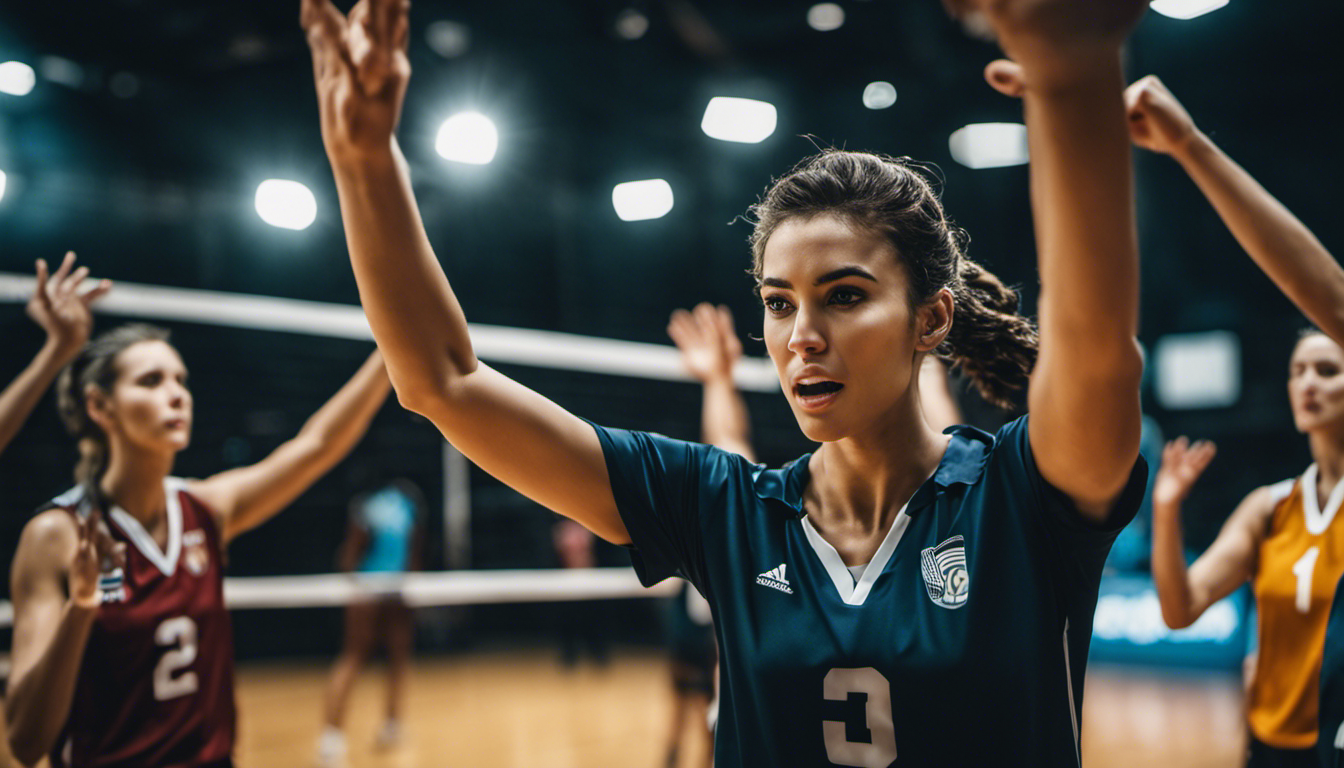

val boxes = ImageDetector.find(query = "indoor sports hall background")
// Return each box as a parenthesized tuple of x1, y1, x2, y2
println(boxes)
(2, 1, 1342, 766)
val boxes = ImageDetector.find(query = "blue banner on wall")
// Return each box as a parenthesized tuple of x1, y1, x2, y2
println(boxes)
(1089, 573, 1251, 669)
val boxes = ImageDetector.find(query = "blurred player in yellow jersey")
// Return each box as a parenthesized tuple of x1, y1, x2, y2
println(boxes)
(1151, 329, 1344, 767)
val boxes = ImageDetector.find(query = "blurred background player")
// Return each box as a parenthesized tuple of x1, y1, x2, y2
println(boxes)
(4, 325, 389, 768)
(0, 253, 110, 458)
(318, 472, 426, 767)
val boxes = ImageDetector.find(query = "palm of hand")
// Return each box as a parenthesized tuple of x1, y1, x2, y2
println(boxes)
(306, 0, 410, 152)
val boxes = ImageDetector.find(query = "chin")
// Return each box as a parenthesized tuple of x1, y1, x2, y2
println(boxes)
(791, 411, 849, 444)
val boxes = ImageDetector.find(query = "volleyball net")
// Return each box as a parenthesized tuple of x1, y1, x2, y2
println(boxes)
(0, 271, 769, 630)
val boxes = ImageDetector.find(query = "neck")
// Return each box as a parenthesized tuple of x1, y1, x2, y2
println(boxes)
(807, 394, 948, 533)
(1310, 428, 1344, 493)
(100, 442, 174, 525)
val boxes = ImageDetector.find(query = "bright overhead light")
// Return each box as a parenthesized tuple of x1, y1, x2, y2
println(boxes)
(948, 123, 1029, 169)
(255, 180, 317, 231)
(807, 3, 845, 31)
(701, 97, 777, 144)
(1149, 0, 1229, 19)
(863, 81, 897, 110)
(0, 61, 37, 96)
(612, 179, 674, 222)
(0, 170, 7, 202)
(436, 112, 498, 165)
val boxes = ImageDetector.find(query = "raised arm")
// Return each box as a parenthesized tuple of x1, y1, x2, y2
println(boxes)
(0, 253, 110, 457)
(6, 508, 124, 765)
(1149, 437, 1269, 628)
(301, 0, 627, 543)
(668, 303, 756, 461)
(962, 1, 1148, 521)
(1126, 75, 1344, 343)
(189, 349, 391, 542)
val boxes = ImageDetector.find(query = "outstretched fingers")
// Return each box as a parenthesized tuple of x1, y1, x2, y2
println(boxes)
(301, 0, 351, 82)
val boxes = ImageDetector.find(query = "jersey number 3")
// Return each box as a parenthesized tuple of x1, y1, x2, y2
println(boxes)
(154, 616, 200, 701)
(823, 667, 897, 768)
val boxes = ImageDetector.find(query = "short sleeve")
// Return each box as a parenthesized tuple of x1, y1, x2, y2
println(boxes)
(587, 421, 728, 590)
(992, 415, 1148, 583)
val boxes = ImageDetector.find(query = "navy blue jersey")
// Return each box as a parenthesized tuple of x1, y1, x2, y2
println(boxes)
(592, 415, 1146, 767)
(1319, 579, 1344, 766)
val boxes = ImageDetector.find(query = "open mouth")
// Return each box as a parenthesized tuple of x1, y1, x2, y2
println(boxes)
(796, 381, 844, 397)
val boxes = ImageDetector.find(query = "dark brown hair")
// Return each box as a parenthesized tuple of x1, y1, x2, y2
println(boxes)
(748, 149, 1037, 408)
(56, 323, 172, 505)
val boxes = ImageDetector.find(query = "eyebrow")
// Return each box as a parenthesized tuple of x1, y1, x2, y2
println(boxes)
(760, 266, 879, 290)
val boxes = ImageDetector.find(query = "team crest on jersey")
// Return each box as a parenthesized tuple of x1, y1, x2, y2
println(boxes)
(182, 529, 210, 576)
(99, 567, 128, 604)
(920, 535, 969, 609)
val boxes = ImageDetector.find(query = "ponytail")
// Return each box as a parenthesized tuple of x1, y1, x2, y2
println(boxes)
(940, 258, 1037, 408)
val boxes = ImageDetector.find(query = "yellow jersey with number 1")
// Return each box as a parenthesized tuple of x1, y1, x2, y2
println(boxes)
(1249, 466, 1344, 748)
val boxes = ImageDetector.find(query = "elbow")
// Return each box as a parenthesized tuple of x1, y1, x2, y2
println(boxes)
(393, 384, 447, 420)
(1160, 608, 1194, 631)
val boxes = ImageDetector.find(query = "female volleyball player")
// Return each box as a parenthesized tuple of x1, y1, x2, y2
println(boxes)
(5, 324, 390, 767)
(303, 0, 1149, 763)
(1, 253, 110, 458)
(1061, 70, 1344, 768)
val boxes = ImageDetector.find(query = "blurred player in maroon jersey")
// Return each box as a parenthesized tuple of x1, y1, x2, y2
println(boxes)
(5, 324, 390, 768)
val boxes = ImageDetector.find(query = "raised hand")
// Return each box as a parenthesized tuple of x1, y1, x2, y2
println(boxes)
(26, 252, 112, 361)
(944, 0, 1147, 47)
(668, 303, 742, 385)
(69, 506, 126, 610)
(1125, 75, 1199, 156)
(301, 0, 411, 158)
(1152, 437, 1218, 510)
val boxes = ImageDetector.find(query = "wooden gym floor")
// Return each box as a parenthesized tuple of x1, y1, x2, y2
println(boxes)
(0, 651, 1246, 767)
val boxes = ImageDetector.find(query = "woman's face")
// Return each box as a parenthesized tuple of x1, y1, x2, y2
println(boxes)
(92, 340, 194, 454)
(1289, 333, 1344, 434)
(760, 215, 941, 443)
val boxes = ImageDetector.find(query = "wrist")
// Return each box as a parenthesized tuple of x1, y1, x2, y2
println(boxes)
(1170, 128, 1213, 166)
(68, 593, 101, 613)
(1007, 46, 1125, 96)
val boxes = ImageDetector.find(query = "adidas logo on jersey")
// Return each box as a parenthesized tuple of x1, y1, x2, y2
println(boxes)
(756, 564, 793, 594)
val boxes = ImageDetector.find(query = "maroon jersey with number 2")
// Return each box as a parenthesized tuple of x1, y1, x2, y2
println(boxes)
(47, 477, 236, 768)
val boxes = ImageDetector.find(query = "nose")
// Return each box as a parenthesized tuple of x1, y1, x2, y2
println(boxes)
(786, 304, 827, 357)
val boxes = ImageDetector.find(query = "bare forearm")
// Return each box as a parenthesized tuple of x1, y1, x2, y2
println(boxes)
(6, 602, 97, 764)
(1174, 131, 1344, 341)
(329, 142, 477, 406)
(1023, 53, 1143, 506)
(298, 351, 390, 457)
(0, 341, 75, 457)
(700, 377, 754, 461)
(1150, 504, 1198, 628)
(1026, 55, 1139, 354)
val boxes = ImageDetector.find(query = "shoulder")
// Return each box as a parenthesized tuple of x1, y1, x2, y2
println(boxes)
(14, 508, 79, 581)
(1229, 481, 1291, 539)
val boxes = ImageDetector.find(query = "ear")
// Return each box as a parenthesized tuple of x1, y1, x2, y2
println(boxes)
(984, 59, 1026, 99)
(84, 384, 115, 433)
(915, 288, 955, 354)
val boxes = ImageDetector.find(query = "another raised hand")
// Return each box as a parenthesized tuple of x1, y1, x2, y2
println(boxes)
(1, 253, 112, 457)
(302, 0, 411, 158)
(1152, 437, 1218, 510)
(669, 303, 742, 385)
(69, 507, 127, 610)
(1124, 75, 1199, 156)
(28, 252, 112, 359)
(669, 304, 755, 462)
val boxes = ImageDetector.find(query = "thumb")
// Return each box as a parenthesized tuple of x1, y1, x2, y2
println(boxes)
(984, 59, 1025, 99)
